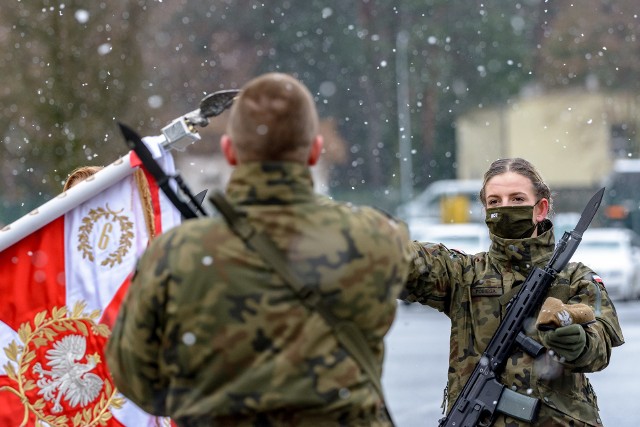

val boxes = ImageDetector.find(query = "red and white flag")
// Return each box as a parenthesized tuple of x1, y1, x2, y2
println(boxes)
(0, 137, 181, 426)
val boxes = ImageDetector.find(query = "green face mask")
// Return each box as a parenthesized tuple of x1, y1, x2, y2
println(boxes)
(485, 205, 537, 239)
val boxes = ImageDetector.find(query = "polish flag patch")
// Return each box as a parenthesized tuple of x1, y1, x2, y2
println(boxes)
(592, 274, 605, 286)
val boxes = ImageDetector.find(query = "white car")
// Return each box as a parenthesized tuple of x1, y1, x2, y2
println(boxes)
(408, 222, 490, 255)
(572, 227, 640, 301)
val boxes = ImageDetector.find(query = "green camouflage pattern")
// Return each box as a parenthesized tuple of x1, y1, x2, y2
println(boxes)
(106, 162, 413, 427)
(404, 219, 624, 427)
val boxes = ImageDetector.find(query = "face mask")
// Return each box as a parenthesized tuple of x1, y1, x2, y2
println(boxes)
(485, 205, 537, 239)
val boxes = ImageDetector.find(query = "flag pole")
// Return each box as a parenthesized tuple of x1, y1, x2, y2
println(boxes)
(0, 89, 240, 252)
(0, 152, 137, 252)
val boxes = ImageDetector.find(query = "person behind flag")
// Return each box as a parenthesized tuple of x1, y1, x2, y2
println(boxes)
(403, 157, 625, 426)
(106, 72, 413, 426)
(0, 138, 182, 426)
(63, 165, 104, 191)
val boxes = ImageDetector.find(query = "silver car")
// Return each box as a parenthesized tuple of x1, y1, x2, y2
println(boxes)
(572, 227, 640, 301)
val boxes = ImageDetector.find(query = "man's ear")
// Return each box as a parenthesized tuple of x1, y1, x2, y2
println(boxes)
(307, 135, 324, 166)
(535, 198, 549, 223)
(220, 135, 237, 166)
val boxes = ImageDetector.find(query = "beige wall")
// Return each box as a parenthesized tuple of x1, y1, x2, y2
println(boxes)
(456, 90, 640, 188)
(507, 91, 610, 187)
(457, 108, 505, 180)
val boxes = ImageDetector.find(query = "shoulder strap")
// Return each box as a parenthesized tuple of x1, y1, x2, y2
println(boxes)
(209, 192, 394, 423)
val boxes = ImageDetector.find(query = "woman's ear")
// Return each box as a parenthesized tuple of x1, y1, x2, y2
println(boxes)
(220, 135, 237, 166)
(535, 198, 549, 223)
(307, 135, 324, 166)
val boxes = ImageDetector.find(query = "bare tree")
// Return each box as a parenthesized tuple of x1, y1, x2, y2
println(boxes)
(536, 0, 640, 91)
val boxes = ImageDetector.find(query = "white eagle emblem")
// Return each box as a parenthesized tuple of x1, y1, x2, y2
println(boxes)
(555, 309, 572, 327)
(32, 334, 104, 413)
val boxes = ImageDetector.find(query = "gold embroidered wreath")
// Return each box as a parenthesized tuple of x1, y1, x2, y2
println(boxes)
(77, 205, 134, 267)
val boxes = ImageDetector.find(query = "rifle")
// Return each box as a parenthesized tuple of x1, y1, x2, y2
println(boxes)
(439, 187, 605, 427)
(118, 89, 239, 218)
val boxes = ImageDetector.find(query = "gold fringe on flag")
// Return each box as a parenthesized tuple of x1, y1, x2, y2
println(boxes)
(134, 168, 156, 242)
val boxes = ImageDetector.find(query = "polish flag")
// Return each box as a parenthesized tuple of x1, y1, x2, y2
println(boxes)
(0, 136, 181, 426)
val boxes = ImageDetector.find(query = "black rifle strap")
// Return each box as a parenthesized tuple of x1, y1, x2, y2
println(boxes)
(209, 192, 395, 424)
(118, 122, 199, 219)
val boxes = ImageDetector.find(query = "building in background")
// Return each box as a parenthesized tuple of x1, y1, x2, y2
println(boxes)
(455, 88, 640, 214)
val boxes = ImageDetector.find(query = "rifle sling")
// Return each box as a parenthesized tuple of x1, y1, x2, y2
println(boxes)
(118, 122, 198, 219)
(209, 192, 394, 422)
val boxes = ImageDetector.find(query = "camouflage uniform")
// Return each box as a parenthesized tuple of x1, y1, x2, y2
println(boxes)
(106, 162, 413, 427)
(404, 220, 624, 426)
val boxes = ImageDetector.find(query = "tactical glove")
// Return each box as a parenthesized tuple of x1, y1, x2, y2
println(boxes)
(540, 323, 587, 362)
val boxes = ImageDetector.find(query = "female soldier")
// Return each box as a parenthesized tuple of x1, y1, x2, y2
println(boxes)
(404, 157, 624, 426)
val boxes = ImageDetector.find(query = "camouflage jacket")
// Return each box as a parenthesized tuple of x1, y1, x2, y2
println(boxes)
(106, 162, 413, 427)
(404, 220, 624, 426)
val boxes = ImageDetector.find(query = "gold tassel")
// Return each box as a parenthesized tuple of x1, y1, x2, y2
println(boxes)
(134, 168, 156, 242)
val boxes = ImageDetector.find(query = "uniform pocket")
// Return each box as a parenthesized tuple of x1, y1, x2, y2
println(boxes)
(537, 378, 602, 426)
(468, 281, 503, 353)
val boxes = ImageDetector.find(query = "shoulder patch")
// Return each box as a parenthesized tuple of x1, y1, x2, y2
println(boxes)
(592, 274, 605, 287)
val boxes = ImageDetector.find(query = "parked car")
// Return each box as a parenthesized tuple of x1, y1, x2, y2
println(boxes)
(396, 179, 483, 225)
(408, 222, 490, 255)
(572, 227, 640, 301)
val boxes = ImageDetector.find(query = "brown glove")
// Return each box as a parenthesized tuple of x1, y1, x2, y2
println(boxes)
(536, 297, 595, 331)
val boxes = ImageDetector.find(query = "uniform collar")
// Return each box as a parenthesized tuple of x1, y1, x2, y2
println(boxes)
(488, 219, 555, 273)
(225, 162, 316, 206)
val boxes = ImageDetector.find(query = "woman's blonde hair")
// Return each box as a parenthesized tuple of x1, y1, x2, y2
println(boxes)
(479, 158, 553, 211)
(63, 166, 104, 191)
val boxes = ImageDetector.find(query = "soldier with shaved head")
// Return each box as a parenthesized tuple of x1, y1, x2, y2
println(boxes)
(106, 72, 412, 426)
